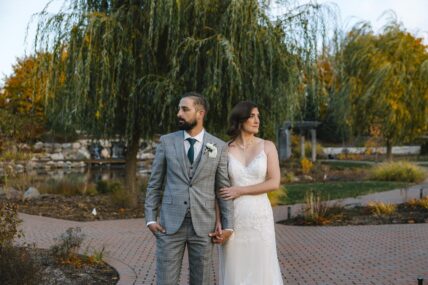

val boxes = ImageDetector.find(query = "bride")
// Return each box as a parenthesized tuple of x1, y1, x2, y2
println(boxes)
(216, 101, 284, 285)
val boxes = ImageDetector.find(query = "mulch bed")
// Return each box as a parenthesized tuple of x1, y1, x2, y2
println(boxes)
(6, 194, 145, 221)
(279, 204, 428, 226)
(1, 194, 140, 284)
(7, 247, 119, 285)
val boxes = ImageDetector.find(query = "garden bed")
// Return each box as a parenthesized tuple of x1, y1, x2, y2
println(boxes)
(279, 203, 428, 226)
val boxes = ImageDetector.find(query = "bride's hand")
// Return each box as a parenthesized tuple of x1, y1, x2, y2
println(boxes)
(219, 186, 242, 200)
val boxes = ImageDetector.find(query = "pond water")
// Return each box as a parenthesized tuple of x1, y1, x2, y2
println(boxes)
(1, 165, 150, 194)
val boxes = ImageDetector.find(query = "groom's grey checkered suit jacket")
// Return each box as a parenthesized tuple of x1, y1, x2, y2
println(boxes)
(145, 131, 234, 236)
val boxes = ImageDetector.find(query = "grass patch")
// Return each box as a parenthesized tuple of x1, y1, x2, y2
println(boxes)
(281, 181, 409, 205)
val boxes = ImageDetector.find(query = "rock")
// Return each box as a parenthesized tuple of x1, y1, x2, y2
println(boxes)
(18, 143, 31, 152)
(51, 153, 65, 160)
(55, 161, 65, 168)
(138, 153, 155, 160)
(72, 142, 81, 149)
(291, 176, 300, 183)
(75, 149, 90, 160)
(24, 187, 40, 200)
(34, 142, 44, 151)
(302, 175, 314, 181)
(25, 161, 36, 170)
(15, 164, 24, 172)
(62, 143, 72, 149)
(5, 187, 23, 200)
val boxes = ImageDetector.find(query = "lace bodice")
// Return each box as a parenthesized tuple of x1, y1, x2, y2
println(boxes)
(228, 150, 267, 187)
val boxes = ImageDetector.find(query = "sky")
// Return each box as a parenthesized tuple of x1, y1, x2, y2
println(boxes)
(1, 0, 428, 86)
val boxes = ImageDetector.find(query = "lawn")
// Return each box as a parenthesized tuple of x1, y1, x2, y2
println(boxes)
(280, 181, 410, 205)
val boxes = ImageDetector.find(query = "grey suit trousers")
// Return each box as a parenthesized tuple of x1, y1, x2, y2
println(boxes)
(156, 216, 213, 285)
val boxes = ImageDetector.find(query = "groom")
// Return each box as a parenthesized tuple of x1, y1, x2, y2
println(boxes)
(145, 92, 234, 285)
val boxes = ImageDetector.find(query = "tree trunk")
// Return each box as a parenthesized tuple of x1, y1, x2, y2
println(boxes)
(386, 139, 393, 161)
(125, 134, 140, 208)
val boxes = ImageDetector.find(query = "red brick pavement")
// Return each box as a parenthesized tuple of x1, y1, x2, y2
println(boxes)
(19, 212, 428, 285)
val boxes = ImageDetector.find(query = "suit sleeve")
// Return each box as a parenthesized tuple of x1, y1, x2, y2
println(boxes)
(215, 144, 234, 230)
(144, 137, 166, 224)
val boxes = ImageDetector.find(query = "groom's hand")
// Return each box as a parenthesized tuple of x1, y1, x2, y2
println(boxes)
(209, 229, 233, 244)
(148, 223, 166, 235)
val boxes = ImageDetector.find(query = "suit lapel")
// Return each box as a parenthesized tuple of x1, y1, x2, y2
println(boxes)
(192, 132, 209, 180)
(173, 131, 189, 180)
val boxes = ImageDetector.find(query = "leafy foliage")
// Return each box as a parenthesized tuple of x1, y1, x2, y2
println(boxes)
(50, 227, 85, 262)
(33, 0, 330, 140)
(32, 0, 331, 206)
(0, 202, 23, 248)
(0, 55, 47, 142)
(328, 18, 428, 154)
(0, 246, 42, 285)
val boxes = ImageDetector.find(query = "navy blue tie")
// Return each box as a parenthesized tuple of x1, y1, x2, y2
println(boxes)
(186, 138, 197, 164)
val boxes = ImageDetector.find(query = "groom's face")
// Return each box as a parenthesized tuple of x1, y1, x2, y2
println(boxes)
(177, 97, 202, 130)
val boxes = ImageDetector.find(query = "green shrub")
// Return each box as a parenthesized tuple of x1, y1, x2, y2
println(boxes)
(267, 187, 287, 207)
(50, 227, 85, 261)
(39, 177, 87, 196)
(0, 246, 42, 285)
(369, 161, 426, 182)
(0, 202, 23, 247)
(110, 182, 133, 208)
(96, 180, 111, 194)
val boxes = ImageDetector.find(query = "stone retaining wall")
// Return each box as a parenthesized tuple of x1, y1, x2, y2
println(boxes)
(0, 140, 156, 175)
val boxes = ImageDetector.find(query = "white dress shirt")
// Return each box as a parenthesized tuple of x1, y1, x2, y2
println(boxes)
(184, 129, 205, 160)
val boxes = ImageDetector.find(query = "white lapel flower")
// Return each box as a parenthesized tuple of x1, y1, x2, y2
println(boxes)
(205, 143, 217, 158)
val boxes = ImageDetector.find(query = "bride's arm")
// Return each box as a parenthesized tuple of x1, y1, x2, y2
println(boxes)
(220, 140, 280, 199)
(215, 200, 222, 232)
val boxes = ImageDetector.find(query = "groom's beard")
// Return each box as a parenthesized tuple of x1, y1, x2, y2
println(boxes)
(178, 118, 197, 131)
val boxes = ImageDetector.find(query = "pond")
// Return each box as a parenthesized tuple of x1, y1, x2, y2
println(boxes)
(1, 164, 150, 195)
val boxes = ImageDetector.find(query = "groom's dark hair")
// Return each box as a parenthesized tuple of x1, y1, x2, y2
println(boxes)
(182, 92, 209, 115)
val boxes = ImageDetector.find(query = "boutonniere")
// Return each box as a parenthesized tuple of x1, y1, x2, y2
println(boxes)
(204, 143, 217, 158)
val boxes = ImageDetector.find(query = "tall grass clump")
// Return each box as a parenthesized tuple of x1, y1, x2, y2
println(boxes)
(369, 161, 426, 183)
(367, 201, 397, 217)
(302, 191, 344, 225)
(407, 196, 428, 209)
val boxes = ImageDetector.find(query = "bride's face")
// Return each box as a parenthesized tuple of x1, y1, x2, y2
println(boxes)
(241, 108, 260, 135)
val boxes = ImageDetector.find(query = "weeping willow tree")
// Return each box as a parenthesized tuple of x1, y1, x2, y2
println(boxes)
(331, 18, 428, 158)
(33, 0, 330, 206)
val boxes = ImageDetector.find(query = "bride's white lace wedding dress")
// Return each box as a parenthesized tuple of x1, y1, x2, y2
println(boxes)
(219, 141, 283, 285)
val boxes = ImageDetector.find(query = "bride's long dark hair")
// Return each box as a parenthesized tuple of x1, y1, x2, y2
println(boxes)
(227, 101, 258, 143)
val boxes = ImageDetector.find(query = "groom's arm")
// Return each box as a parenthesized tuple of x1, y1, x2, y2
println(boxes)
(215, 144, 234, 230)
(144, 137, 167, 225)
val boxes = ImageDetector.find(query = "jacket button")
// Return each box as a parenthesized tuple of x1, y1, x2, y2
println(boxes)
(184, 201, 187, 205)
(189, 184, 193, 187)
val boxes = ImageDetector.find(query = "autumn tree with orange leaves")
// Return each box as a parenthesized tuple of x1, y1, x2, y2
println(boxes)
(0, 55, 47, 143)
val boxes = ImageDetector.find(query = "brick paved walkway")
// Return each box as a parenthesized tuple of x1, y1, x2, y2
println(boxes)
(19, 210, 428, 285)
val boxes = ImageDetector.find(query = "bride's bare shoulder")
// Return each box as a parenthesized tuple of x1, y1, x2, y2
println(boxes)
(262, 140, 277, 153)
